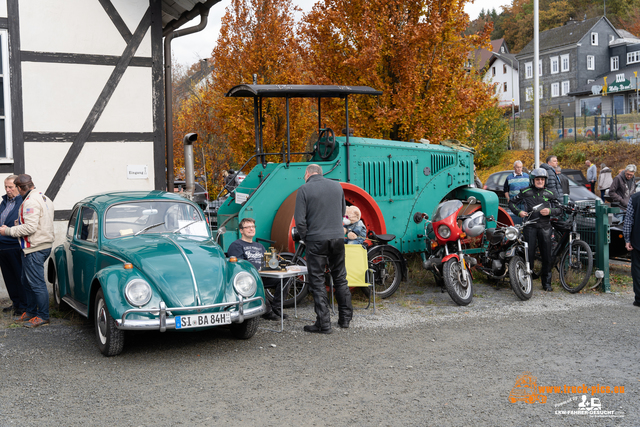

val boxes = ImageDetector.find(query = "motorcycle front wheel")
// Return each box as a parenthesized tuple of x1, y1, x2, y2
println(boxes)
(509, 255, 532, 300)
(442, 258, 473, 306)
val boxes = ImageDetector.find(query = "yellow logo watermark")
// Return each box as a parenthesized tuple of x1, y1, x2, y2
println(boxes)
(509, 372, 625, 418)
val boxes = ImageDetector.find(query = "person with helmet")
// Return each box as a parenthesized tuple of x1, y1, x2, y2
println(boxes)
(508, 168, 562, 291)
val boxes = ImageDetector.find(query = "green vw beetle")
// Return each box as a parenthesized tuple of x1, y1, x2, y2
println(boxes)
(47, 191, 266, 356)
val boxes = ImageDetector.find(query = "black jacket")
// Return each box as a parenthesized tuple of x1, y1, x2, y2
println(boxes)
(540, 163, 562, 200)
(508, 185, 561, 227)
(294, 174, 346, 242)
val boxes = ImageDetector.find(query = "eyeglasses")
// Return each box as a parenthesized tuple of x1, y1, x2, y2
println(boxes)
(242, 225, 256, 229)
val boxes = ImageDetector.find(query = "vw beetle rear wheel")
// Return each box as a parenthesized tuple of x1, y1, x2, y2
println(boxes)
(95, 288, 125, 356)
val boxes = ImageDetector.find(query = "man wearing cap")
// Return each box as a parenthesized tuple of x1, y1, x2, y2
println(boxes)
(0, 174, 55, 328)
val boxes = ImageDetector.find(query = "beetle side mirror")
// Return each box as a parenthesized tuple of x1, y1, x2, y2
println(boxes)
(467, 196, 477, 205)
(215, 226, 226, 245)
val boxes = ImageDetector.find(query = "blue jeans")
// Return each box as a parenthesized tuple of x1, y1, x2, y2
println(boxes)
(22, 248, 51, 320)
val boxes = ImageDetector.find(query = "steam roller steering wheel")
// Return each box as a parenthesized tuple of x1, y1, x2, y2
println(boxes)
(316, 128, 336, 160)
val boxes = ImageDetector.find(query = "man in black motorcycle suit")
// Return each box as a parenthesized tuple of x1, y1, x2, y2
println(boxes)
(508, 168, 562, 291)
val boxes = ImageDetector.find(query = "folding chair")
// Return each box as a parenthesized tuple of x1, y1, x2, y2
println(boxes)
(330, 244, 376, 314)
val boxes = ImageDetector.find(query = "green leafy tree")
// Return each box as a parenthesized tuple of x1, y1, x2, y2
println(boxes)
(468, 103, 509, 168)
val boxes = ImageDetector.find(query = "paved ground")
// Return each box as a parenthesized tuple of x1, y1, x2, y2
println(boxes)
(0, 262, 637, 426)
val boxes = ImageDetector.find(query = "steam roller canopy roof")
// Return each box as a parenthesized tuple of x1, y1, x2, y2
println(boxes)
(225, 84, 383, 98)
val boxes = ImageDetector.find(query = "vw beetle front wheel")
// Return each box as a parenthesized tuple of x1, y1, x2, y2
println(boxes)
(94, 288, 125, 357)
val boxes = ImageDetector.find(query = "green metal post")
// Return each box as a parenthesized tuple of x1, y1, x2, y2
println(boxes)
(594, 200, 619, 292)
(595, 199, 609, 292)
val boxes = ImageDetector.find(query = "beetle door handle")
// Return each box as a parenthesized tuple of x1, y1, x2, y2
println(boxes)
(448, 173, 453, 188)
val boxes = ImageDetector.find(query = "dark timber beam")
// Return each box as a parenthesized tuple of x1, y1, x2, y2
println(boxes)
(7, 0, 24, 173)
(45, 7, 152, 200)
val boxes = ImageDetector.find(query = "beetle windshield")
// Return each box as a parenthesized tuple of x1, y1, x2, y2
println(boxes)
(432, 200, 463, 222)
(105, 201, 208, 238)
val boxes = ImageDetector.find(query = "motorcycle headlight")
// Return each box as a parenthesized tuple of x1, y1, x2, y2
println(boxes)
(233, 271, 257, 297)
(124, 279, 152, 307)
(437, 224, 451, 239)
(505, 227, 518, 241)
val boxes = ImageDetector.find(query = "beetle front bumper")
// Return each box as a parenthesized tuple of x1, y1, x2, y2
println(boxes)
(115, 296, 265, 331)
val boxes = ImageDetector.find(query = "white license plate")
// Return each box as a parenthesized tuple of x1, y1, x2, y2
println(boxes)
(175, 312, 231, 329)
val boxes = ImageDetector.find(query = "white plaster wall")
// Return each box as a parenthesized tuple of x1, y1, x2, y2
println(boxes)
(484, 58, 520, 108)
(24, 141, 155, 211)
(19, 0, 151, 58)
(22, 62, 152, 132)
(0, 1, 7, 18)
(112, 0, 151, 57)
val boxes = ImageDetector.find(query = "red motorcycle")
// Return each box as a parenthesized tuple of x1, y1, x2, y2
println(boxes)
(417, 197, 486, 306)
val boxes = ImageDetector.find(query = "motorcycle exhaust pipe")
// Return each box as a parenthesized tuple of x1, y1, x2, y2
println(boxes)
(423, 257, 443, 270)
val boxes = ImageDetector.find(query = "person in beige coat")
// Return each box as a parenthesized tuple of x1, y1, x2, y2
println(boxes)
(0, 174, 54, 328)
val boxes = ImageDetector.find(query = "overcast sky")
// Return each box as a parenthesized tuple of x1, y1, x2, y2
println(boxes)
(171, 0, 512, 66)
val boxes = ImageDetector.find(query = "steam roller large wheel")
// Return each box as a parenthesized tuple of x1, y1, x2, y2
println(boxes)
(271, 184, 388, 296)
(271, 183, 388, 253)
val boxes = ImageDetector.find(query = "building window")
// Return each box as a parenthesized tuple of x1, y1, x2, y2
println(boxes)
(503, 82, 507, 92)
(0, 31, 12, 161)
(581, 98, 601, 116)
(503, 64, 507, 74)
(616, 73, 625, 83)
(550, 57, 559, 74)
(551, 83, 559, 97)
(525, 62, 533, 79)
(628, 51, 640, 64)
(562, 81, 570, 96)
(611, 56, 619, 71)
(587, 55, 595, 70)
(591, 32, 598, 45)
(500, 46, 505, 53)
(492, 66, 496, 77)
(538, 59, 543, 76)
(561, 54, 570, 72)
(525, 87, 533, 101)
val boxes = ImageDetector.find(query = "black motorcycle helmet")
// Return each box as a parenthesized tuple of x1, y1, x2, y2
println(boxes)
(529, 167, 548, 187)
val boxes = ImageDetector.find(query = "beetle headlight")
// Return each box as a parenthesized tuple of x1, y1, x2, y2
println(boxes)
(124, 279, 152, 307)
(233, 271, 257, 297)
(437, 225, 451, 239)
(505, 227, 518, 241)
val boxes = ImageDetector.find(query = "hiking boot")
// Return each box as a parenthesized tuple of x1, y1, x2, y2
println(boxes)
(14, 312, 34, 322)
(303, 324, 333, 334)
(23, 317, 49, 328)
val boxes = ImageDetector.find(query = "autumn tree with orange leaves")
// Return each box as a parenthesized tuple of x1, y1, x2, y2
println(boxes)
(173, 0, 507, 186)
(298, 0, 496, 146)
(209, 0, 317, 164)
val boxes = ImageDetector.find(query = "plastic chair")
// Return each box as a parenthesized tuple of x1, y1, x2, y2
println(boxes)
(330, 244, 375, 314)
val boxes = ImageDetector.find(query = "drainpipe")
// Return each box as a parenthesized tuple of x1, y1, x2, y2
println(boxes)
(163, 4, 212, 192)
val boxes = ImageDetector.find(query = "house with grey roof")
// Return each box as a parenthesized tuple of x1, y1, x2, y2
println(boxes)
(569, 29, 640, 117)
(469, 39, 520, 111)
(515, 16, 620, 118)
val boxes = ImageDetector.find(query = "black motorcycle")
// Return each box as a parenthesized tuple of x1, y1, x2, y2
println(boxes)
(476, 208, 540, 301)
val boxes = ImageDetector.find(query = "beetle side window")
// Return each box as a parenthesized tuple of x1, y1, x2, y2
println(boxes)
(77, 207, 98, 243)
(67, 208, 79, 238)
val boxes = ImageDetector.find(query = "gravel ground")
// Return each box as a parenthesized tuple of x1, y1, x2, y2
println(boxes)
(0, 262, 638, 426)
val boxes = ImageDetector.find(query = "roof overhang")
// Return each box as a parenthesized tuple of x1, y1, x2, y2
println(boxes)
(162, 0, 221, 35)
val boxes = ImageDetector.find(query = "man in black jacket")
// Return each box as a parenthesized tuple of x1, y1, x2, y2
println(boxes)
(540, 155, 562, 200)
(294, 164, 352, 333)
(508, 168, 562, 291)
